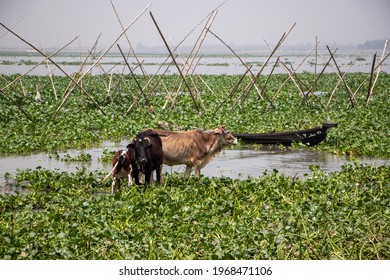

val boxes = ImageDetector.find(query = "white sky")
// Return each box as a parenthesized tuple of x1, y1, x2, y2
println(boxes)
(1, 0, 389, 50)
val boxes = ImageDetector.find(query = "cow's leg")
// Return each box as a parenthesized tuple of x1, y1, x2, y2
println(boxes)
(127, 173, 133, 187)
(111, 175, 120, 195)
(132, 163, 140, 185)
(194, 166, 201, 178)
(116, 174, 121, 191)
(145, 167, 152, 185)
(156, 164, 163, 184)
(111, 179, 116, 195)
(184, 165, 192, 179)
(124, 166, 132, 187)
(150, 171, 154, 185)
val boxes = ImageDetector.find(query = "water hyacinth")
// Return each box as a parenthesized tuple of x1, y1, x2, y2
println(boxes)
(0, 73, 389, 158)
(0, 73, 389, 260)
(0, 163, 388, 260)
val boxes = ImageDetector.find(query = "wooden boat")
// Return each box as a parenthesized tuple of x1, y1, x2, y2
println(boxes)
(233, 122, 337, 146)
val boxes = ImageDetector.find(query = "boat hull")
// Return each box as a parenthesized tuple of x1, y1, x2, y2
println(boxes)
(233, 122, 337, 146)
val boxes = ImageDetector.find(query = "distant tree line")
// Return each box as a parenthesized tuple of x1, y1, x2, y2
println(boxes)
(358, 39, 388, 50)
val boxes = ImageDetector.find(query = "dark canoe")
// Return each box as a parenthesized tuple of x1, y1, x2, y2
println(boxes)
(233, 122, 338, 146)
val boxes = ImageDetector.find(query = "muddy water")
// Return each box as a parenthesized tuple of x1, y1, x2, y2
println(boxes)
(1, 142, 389, 192)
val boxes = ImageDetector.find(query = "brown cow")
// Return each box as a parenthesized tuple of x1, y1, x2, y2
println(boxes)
(152, 125, 237, 178)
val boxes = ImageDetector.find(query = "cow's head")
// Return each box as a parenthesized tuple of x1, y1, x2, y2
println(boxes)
(127, 137, 152, 168)
(214, 125, 238, 146)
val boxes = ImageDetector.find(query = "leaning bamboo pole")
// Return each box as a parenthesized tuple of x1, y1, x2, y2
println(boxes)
(231, 57, 281, 112)
(0, 88, 34, 122)
(172, 10, 217, 104)
(327, 51, 390, 108)
(53, 3, 152, 116)
(366, 39, 388, 106)
(207, 28, 263, 99)
(214, 65, 253, 114)
(117, 43, 151, 108)
(172, 46, 207, 112)
(325, 50, 363, 109)
(0, 13, 28, 40)
(150, 11, 200, 113)
(326, 45, 355, 108)
(182, 10, 218, 77)
(41, 39, 58, 100)
(229, 24, 296, 112)
(109, 0, 148, 76)
(234, 23, 296, 109)
(265, 39, 322, 109)
(148, 0, 228, 96)
(365, 53, 377, 106)
(0, 36, 78, 92)
(109, 0, 161, 97)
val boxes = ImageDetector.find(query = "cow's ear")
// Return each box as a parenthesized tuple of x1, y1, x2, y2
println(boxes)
(127, 141, 135, 149)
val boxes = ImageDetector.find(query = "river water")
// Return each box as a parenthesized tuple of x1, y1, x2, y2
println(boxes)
(1, 50, 388, 76)
(1, 142, 388, 193)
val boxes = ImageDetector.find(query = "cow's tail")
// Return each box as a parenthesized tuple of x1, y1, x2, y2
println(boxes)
(103, 161, 119, 182)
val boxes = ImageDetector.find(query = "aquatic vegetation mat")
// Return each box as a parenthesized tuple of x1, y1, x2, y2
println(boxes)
(0, 73, 389, 157)
(1, 163, 388, 259)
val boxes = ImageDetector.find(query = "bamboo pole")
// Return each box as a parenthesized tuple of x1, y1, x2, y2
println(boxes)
(173, 46, 207, 112)
(326, 45, 355, 108)
(335, 51, 390, 106)
(171, 10, 217, 103)
(0, 36, 78, 92)
(207, 28, 263, 98)
(0, 88, 34, 122)
(234, 23, 297, 109)
(109, 0, 161, 97)
(20, 80, 27, 97)
(149, 11, 200, 113)
(147, 0, 228, 93)
(265, 40, 322, 109)
(117, 43, 151, 108)
(40, 39, 58, 100)
(258, 57, 280, 103)
(109, 0, 148, 76)
(214, 66, 253, 114)
(366, 39, 388, 106)
(324, 50, 362, 108)
(232, 57, 280, 112)
(53, 3, 152, 116)
(0, 13, 28, 40)
(277, 60, 308, 106)
(182, 10, 218, 76)
(365, 53, 377, 106)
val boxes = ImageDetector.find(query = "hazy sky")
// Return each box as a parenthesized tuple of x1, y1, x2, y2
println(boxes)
(1, 0, 389, 50)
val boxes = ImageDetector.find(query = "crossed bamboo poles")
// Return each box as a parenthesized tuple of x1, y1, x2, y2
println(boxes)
(0, 1, 389, 123)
